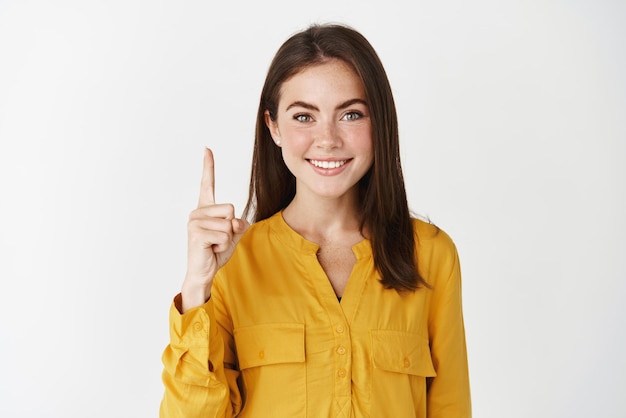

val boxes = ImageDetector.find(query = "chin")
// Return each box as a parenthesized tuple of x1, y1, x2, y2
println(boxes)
(311, 185, 359, 200)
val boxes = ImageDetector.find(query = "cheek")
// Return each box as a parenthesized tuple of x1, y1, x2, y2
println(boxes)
(346, 126, 373, 152)
(280, 128, 313, 151)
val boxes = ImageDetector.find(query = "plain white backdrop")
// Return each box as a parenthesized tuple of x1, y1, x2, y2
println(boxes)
(1, 0, 624, 417)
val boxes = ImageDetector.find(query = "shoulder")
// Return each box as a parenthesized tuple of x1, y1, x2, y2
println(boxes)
(235, 214, 277, 248)
(411, 217, 460, 285)
(214, 214, 279, 291)
(412, 217, 457, 252)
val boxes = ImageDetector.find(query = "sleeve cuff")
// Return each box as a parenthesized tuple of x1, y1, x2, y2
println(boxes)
(169, 293, 214, 347)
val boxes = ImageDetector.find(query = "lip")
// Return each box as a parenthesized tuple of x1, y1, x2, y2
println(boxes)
(307, 158, 352, 175)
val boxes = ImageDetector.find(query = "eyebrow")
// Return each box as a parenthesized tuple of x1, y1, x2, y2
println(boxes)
(285, 98, 368, 112)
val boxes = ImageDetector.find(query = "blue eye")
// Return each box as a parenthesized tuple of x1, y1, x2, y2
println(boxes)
(295, 114, 312, 123)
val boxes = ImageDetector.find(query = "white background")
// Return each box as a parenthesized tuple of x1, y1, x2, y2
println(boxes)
(1, 0, 624, 417)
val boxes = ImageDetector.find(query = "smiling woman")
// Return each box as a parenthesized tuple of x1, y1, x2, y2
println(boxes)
(265, 59, 374, 206)
(159, 23, 471, 418)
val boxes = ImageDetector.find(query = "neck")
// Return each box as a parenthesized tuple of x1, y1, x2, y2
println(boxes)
(282, 191, 364, 244)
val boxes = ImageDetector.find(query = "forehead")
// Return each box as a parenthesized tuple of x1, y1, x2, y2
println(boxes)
(278, 59, 365, 106)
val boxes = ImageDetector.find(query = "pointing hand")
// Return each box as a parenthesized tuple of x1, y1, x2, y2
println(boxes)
(181, 148, 249, 312)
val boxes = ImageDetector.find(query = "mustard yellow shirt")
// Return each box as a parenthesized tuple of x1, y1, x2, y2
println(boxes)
(160, 212, 471, 417)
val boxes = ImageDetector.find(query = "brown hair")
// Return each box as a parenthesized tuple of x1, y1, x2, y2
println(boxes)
(243, 23, 427, 292)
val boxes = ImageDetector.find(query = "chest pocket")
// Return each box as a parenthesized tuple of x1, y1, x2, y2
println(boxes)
(371, 329, 436, 377)
(369, 330, 436, 416)
(234, 323, 305, 369)
(233, 323, 307, 417)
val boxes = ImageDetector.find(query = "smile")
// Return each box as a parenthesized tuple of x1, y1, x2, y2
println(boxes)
(309, 159, 349, 169)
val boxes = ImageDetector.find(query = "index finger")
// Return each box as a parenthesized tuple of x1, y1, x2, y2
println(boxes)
(198, 147, 215, 207)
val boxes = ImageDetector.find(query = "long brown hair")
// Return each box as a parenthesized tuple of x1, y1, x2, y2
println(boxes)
(243, 23, 427, 292)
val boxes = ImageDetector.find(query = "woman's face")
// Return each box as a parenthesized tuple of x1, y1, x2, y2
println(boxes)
(266, 59, 373, 203)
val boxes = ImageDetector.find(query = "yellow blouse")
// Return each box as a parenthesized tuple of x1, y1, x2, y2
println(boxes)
(160, 212, 471, 417)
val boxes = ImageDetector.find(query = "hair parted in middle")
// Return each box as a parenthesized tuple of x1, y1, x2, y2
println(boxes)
(243, 23, 428, 292)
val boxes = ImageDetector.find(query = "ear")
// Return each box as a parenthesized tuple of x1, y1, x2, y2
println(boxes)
(264, 110, 281, 146)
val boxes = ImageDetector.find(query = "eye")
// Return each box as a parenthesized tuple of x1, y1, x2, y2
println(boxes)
(294, 114, 313, 123)
(342, 111, 363, 121)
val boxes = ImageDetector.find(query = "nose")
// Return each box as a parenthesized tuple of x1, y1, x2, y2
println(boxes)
(314, 120, 342, 150)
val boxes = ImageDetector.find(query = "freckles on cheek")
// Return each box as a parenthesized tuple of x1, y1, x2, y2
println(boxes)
(282, 129, 310, 146)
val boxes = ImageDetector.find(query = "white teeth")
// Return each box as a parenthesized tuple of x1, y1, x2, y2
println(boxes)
(310, 159, 347, 169)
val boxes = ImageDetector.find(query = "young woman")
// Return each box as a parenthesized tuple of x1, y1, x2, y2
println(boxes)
(160, 24, 471, 417)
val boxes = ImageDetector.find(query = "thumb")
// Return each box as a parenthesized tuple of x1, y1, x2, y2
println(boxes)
(231, 218, 250, 242)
